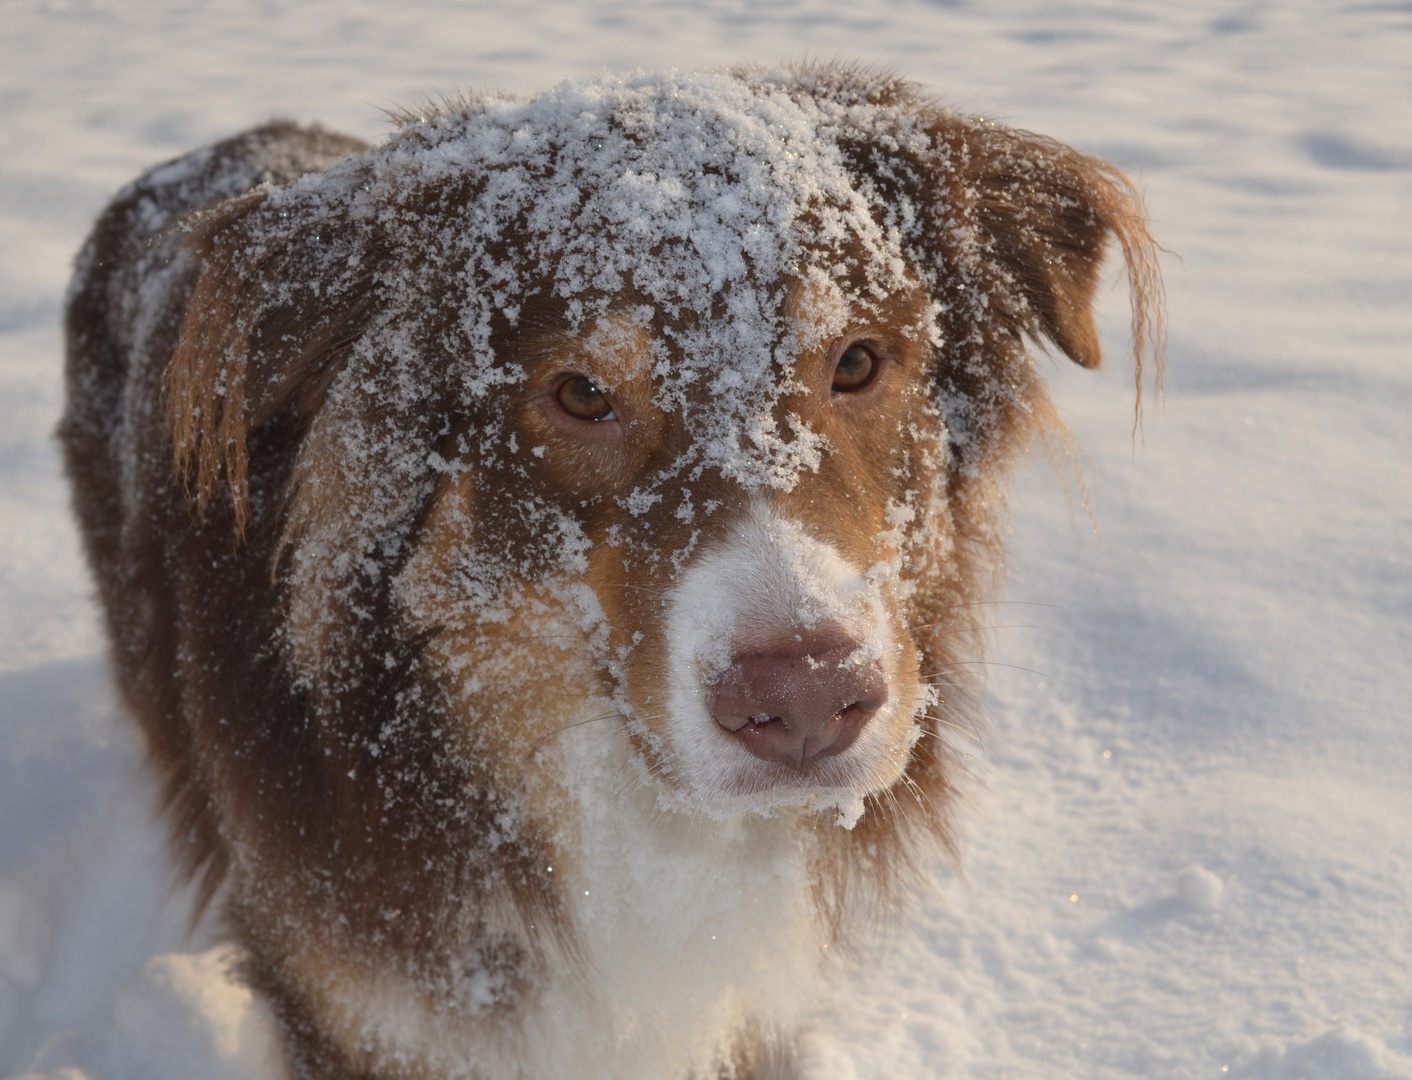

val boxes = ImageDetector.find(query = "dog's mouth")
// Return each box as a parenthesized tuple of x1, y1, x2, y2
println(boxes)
(671, 684, 911, 829)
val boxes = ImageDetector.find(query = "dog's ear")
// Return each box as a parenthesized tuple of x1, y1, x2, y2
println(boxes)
(959, 124, 1162, 374)
(928, 119, 1164, 390)
(167, 183, 379, 534)
(774, 67, 1162, 394)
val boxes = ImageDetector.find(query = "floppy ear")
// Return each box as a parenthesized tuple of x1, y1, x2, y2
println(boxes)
(960, 124, 1163, 376)
(167, 182, 379, 534)
(776, 65, 1161, 387)
(917, 118, 1167, 438)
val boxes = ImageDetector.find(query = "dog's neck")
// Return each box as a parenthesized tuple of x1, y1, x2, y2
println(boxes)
(516, 714, 828, 1078)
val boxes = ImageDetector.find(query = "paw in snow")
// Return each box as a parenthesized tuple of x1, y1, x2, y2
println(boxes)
(111, 946, 286, 1080)
(1174, 864, 1224, 911)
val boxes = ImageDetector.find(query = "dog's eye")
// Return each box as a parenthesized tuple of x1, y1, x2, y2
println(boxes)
(832, 345, 877, 393)
(556, 376, 616, 422)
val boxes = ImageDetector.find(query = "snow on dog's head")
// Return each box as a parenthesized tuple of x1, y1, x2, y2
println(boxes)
(169, 65, 1160, 850)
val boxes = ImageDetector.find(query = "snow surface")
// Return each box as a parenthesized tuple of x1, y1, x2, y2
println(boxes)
(2, 1, 1409, 1077)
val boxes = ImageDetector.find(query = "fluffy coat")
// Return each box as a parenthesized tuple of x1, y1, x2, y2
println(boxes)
(62, 65, 1161, 1080)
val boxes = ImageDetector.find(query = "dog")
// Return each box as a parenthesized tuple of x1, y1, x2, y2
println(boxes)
(62, 64, 1161, 1080)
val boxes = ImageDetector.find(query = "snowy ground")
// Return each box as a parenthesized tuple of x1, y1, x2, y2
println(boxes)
(2, 1, 1409, 1077)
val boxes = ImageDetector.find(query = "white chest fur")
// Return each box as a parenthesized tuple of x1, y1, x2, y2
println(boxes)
(522, 719, 828, 1080)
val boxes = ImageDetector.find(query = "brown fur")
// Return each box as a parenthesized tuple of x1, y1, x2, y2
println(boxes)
(63, 66, 1161, 1080)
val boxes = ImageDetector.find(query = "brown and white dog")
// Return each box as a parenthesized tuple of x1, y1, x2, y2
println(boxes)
(62, 65, 1160, 1080)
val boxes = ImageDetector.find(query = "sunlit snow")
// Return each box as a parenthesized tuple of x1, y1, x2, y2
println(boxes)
(1, 2, 1409, 1078)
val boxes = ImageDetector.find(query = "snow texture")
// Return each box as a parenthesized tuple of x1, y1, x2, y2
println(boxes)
(2, 1, 1410, 1078)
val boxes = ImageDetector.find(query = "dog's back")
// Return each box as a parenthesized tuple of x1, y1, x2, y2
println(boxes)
(62, 122, 368, 900)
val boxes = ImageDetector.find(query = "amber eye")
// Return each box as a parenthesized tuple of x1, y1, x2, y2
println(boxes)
(832, 344, 877, 393)
(556, 376, 616, 421)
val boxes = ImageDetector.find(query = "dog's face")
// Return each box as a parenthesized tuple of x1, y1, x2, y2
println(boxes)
(169, 66, 1159, 868)
(393, 275, 947, 825)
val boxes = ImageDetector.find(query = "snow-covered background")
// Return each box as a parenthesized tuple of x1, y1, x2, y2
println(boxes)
(2, 1, 1409, 1077)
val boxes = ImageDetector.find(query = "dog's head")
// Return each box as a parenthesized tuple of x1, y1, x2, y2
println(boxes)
(168, 67, 1160, 870)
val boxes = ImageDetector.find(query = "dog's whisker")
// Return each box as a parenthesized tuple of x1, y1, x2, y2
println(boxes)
(922, 712, 987, 751)
(909, 623, 1038, 637)
(619, 758, 674, 806)
(920, 713, 985, 744)
(906, 602, 1061, 631)
(919, 675, 982, 690)
(526, 711, 623, 753)
(899, 773, 933, 814)
(919, 660, 1051, 679)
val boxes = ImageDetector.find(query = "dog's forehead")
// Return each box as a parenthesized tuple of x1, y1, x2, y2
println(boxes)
(391, 77, 918, 308)
(383, 71, 932, 491)
(533, 267, 925, 400)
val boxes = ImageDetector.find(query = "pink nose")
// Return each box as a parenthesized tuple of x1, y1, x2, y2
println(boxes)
(709, 636, 888, 767)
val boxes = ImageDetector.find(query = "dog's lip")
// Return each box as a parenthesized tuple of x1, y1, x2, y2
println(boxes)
(705, 749, 877, 799)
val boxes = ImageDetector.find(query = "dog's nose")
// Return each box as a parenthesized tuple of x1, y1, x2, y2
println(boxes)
(709, 637, 887, 767)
